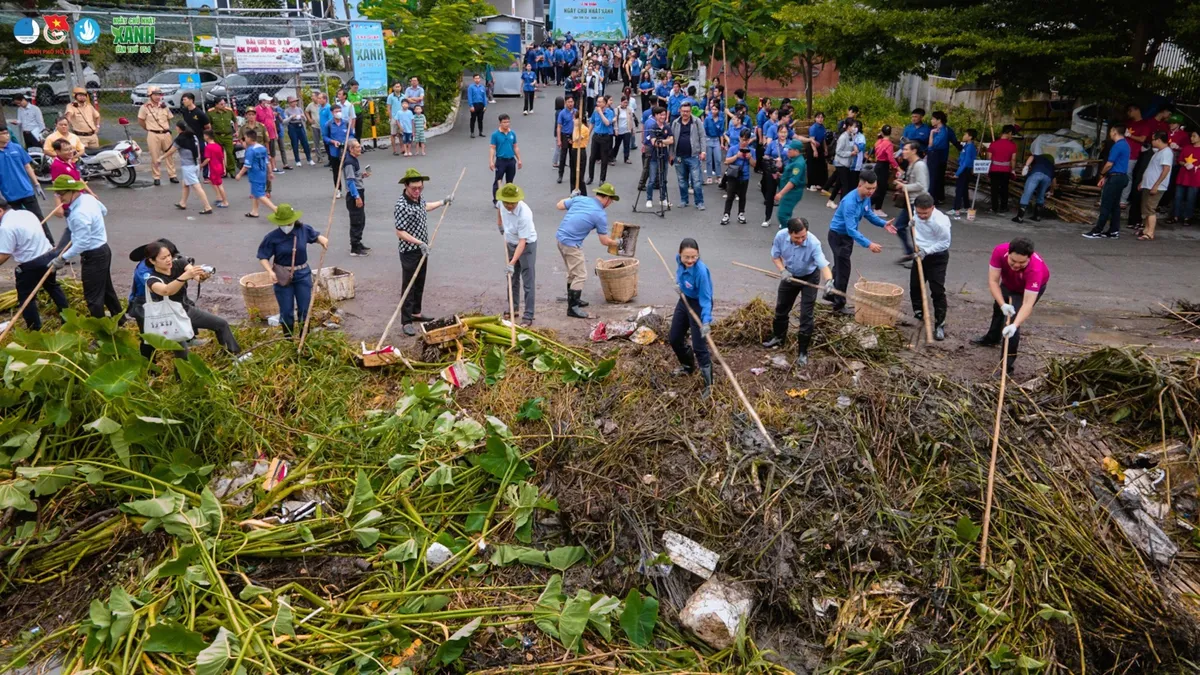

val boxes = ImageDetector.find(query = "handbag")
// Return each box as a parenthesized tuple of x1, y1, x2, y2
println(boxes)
(272, 230, 299, 287)
(143, 289, 195, 343)
(723, 162, 742, 181)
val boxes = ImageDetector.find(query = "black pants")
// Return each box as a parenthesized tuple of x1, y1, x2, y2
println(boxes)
(346, 187, 366, 250)
(871, 160, 890, 209)
(492, 157, 517, 204)
(771, 271, 820, 347)
(640, 93, 652, 113)
(331, 158, 342, 188)
(1091, 173, 1128, 235)
(558, 134, 573, 180)
(911, 250, 948, 324)
(585, 96, 596, 118)
(827, 230, 854, 310)
(989, 172, 1010, 211)
(928, 151, 947, 203)
(808, 147, 828, 188)
(523, 91, 535, 112)
(612, 132, 633, 162)
(669, 296, 711, 369)
(79, 244, 123, 319)
(983, 283, 1047, 361)
(14, 254, 69, 330)
(1127, 152, 1151, 226)
(353, 113, 364, 145)
(588, 134, 612, 182)
(470, 103, 486, 136)
(761, 172, 779, 220)
(567, 145, 588, 195)
(11, 195, 52, 245)
(953, 171, 973, 211)
(829, 166, 854, 202)
(136, 303, 240, 359)
(723, 178, 748, 215)
(399, 249, 427, 323)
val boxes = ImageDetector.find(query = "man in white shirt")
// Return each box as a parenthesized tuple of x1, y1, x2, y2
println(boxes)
(0, 197, 68, 329)
(1138, 131, 1173, 240)
(13, 95, 45, 149)
(886, 192, 952, 339)
(48, 175, 124, 321)
(496, 182, 537, 326)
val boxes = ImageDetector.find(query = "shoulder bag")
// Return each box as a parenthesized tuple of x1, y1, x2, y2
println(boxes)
(273, 230, 299, 287)
(143, 276, 195, 343)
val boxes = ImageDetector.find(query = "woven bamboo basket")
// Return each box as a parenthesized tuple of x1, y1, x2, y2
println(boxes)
(853, 279, 903, 327)
(595, 258, 639, 303)
(240, 272, 279, 318)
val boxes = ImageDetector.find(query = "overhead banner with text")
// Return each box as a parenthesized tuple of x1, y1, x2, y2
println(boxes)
(349, 21, 387, 98)
(550, 0, 628, 42)
(234, 36, 303, 73)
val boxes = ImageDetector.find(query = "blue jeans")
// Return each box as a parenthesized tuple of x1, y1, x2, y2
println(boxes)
(647, 153, 666, 200)
(273, 267, 313, 335)
(1173, 185, 1198, 219)
(287, 124, 312, 164)
(1020, 172, 1051, 207)
(894, 205, 914, 256)
(675, 155, 703, 206)
(1092, 173, 1128, 235)
(705, 140, 722, 178)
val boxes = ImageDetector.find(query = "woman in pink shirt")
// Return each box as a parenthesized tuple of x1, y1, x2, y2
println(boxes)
(254, 94, 284, 172)
(986, 125, 1018, 213)
(971, 237, 1050, 376)
(870, 125, 899, 213)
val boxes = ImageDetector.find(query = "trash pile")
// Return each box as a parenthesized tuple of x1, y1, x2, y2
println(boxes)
(1, 304, 1200, 673)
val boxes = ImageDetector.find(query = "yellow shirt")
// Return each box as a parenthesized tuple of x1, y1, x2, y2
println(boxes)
(138, 102, 173, 134)
(43, 130, 85, 156)
(64, 101, 100, 135)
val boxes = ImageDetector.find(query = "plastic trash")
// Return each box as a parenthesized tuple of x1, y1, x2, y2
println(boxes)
(663, 531, 719, 579)
(679, 576, 755, 649)
(837, 395, 852, 408)
(425, 542, 453, 567)
(267, 314, 281, 327)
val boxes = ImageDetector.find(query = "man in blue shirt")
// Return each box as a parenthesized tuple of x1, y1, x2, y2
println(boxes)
(927, 111, 960, 205)
(901, 108, 932, 155)
(762, 217, 834, 366)
(588, 96, 615, 184)
(950, 128, 977, 215)
(321, 105, 353, 194)
(826, 169, 892, 313)
(467, 74, 488, 139)
(667, 83, 686, 122)
(641, 107, 675, 208)
(0, 127, 49, 229)
(553, 46, 567, 85)
(1085, 125, 1131, 238)
(654, 75, 672, 110)
(556, 96, 578, 185)
(1013, 152, 1056, 224)
(555, 183, 620, 318)
(807, 111, 828, 190)
(490, 114, 521, 208)
(48, 175, 124, 321)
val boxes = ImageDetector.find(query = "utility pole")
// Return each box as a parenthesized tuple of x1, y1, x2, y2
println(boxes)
(57, 0, 87, 90)
(342, 0, 355, 73)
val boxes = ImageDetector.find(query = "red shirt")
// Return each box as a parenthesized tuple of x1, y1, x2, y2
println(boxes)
(1178, 145, 1200, 188)
(1126, 119, 1156, 161)
(874, 138, 899, 174)
(49, 157, 81, 182)
(987, 138, 1017, 173)
(1168, 129, 1189, 159)
(204, 142, 224, 175)
(990, 243, 1050, 294)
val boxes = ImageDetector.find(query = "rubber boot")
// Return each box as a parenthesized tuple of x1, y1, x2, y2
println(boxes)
(1011, 206, 1025, 224)
(1030, 203, 1041, 222)
(671, 350, 695, 376)
(795, 333, 812, 367)
(1005, 354, 1017, 377)
(699, 364, 713, 398)
(571, 284, 589, 307)
(566, 289, 590, 319)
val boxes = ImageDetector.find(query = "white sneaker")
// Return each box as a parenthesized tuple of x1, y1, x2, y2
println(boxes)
(309, 160, 316, 166)
(662, 199, 670, 208)
(335, 190, 342, 199)
(234, 352, 253, 364)
(761, 220, 770, 228)
(646, 200, 653, 209)
(826, 200, 837, 209)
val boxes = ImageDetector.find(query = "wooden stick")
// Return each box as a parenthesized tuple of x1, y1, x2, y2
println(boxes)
(648, 238, 779, 455)
(375, 167, 467, 350)
(297, 137, 352, 350)
(731, 260, 915, 323)
(721, 40, 728, 94)
(902, 193, 934, 344)
(979, 316, 1011, 568)
(500, 227, 517, 347)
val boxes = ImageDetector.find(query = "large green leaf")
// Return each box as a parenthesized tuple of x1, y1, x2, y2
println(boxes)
(239, 584, 271, 601)
(954, 515, 981, 545)
(557, 593, 592, 652)
(141, 333, 184, 352)
(84, 359, 144, 397)
(272, 596, 296, 636)
(619, 589, 658, 647)
(0, 482, 37, 511)
(473, 434, 532, 481)
(345, 470, 376, 517)
(199, 488, 223, 534)
(195, 627, 239, 675)
(145, 622, 207, 654)
(153, 545, 200, 579)
(83, 416, 122, 434)
(107, 587, 135, 642)
(122, 492, 185, 519)
(383, 539, 419, 562)
(434, 616, 481, 665)
(423, 462, 456, 489)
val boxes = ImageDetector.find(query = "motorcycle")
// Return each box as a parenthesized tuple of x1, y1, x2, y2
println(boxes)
(32, 118, 141, 187)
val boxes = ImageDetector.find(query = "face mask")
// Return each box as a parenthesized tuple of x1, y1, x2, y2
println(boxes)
(334, 113, 342, 120)
(279, 225, 293, 233)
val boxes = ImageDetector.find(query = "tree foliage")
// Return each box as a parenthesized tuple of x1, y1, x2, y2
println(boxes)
(359, 0, 510, 124)
(668, 0, 777, 93)
(627, 0, 695, 39)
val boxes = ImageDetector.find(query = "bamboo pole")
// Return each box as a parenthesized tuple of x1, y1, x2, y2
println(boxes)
(731, 261, 915, 324)
(648, 238, 779, 455)
(0, 204, 66, 344)
(901, 193, 934, 344)
(979, 316, 1011, 568)
(375, 167, 467, 350)
(298, 137, 352, 351)
(498, 216, 517, 347)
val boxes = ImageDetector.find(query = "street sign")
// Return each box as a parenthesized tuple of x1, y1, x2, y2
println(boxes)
(973, 159, 993, 173)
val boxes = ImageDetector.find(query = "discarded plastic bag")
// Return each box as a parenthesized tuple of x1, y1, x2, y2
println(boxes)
(440, 360, 481, 388)
(630, 326, 657, 345)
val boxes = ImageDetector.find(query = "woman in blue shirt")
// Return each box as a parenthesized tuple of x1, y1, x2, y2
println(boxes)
(760, 125, 789, 227)
(255, 203, 329, 336)
(721, 129, 757, 225)
(637, 72, 654, 115)
(521, 63, 538, 115)
(670, 237, 714, 398)
(703, 104, 725, 183)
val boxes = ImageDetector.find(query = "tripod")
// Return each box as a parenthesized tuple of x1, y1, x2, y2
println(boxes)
(633, 141, 671, 218)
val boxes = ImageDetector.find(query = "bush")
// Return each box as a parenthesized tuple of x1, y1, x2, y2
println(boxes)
(811, 80, 907, 150)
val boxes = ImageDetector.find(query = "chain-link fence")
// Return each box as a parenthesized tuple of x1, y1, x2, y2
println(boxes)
(0, 8, 375, 146)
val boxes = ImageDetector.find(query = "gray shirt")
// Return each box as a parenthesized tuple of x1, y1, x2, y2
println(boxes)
(833, 132, 856, 168)
(16, 104, 44, 137)
(900, 159, 930, 203)
(669, 116, 707, 160)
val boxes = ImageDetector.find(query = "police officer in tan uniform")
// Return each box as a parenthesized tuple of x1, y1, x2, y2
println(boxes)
(63, 87, 100, 151)
(137, 86, 177, 186)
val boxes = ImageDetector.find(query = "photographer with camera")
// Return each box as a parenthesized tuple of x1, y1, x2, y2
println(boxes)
(640, 107, 673, 211)
(134, 239, 242, 359)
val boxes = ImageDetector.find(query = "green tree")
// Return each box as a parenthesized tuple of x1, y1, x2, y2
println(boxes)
(668, 0, 775, 94)
(627, 0, 695, 39)
(358, 0, 510, 124)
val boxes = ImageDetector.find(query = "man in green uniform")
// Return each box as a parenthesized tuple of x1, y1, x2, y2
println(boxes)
(773, 140, 808, 228)
(208, 98, 237, 177)
(346, 79, 365, 142)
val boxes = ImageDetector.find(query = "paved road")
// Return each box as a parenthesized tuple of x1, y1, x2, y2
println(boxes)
(6, 92, 1200, 346)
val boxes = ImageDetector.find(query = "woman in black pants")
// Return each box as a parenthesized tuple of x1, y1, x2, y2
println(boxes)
(871, 125, 898, 212)
(721, 129, 756, 225)
(759, 125, 788, 227)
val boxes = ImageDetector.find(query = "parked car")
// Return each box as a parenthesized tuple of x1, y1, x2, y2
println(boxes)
(131, 69, 222, 110)
(0, 59, 100, 105)
(206, 73, 291, 110)
(274, 72, 347, 104)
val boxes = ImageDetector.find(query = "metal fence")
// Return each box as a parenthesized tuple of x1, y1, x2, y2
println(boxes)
(0, 8, 365, 144)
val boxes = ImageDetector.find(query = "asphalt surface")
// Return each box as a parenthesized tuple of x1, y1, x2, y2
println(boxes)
(6, 91, 1200, 347)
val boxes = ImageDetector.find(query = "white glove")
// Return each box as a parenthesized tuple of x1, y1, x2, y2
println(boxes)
(570, 189, 581, 197)
(505, 264, 514, 275)
(443, 195, 454, 206)
(916, 249, 927, 260)
(35, 185, 47, 201)
(1000, 303, 1016, 318)
(700, 323, 711, 338)
(1001, 324, 1018, 339)
(778, 269, 793, 282)
(51, 257, 66, 270)
(1021, 165, 1029, 177)
(824, 279, 835, 296)
(418, 242, 430, 255)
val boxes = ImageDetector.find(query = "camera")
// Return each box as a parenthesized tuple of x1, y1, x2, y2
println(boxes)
(177, 255, 215, 276)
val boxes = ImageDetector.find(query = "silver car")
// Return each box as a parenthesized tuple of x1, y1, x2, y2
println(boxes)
(131, 69, 222, 110)
(0, 59, 100, 104)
